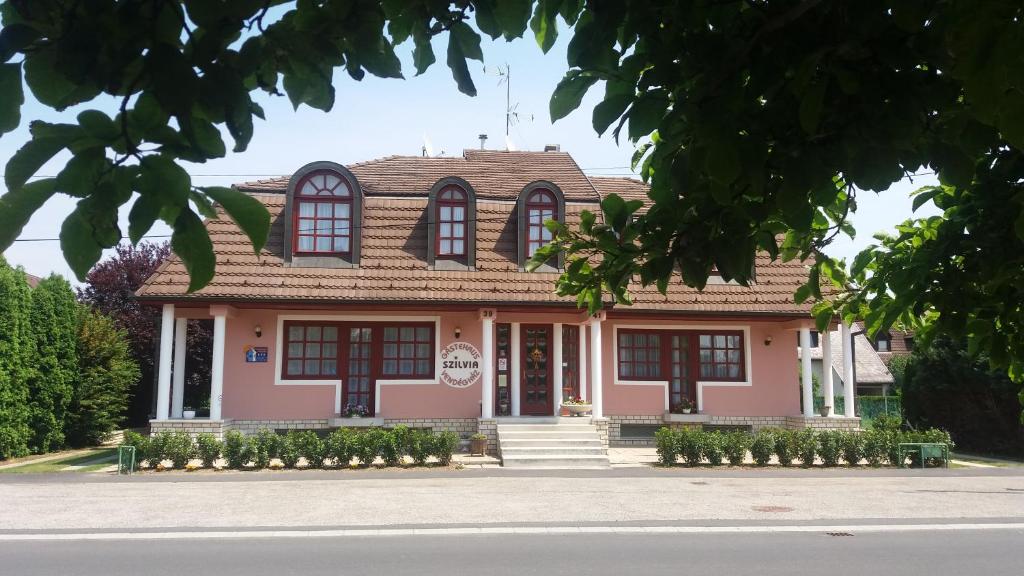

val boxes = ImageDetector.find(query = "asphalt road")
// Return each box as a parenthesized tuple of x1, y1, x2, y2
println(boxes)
(2, 529, 1022, 576)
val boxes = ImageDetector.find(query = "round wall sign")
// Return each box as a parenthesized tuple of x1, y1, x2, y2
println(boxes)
(440, 341, 482, 388)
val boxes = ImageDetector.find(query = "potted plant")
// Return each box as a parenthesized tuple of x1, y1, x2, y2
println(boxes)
(670, 399, 694, 415)
(183, 407, 196, 420)
(561, 396, 592, 416)
(469, 433, 488, 456)
(344, 404, 369, 418)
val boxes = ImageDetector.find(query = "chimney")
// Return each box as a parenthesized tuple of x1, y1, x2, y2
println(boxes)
(543, 144, 560, 152)
(478, 134, 488, 150)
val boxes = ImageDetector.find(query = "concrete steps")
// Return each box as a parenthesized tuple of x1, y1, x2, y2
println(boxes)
(497, 419, 609, 469)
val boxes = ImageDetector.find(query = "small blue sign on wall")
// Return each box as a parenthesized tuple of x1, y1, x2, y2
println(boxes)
(245, 346, 269, 363)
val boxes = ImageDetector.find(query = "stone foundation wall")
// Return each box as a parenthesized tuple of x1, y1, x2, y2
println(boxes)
(593, 417, 609, 448)
(231, 419, 330, 435)
(383, 418, 479, 437)
(785, 416, 862, 430)
(149, 419, 231, 439)
(608, 415, 663, 446)
(476, 418, 498, 455)
(708, 416, 787, 431)
(608, 415, 798, 446)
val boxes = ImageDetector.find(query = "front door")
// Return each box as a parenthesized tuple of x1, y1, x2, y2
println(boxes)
(521, 324, 553, 415)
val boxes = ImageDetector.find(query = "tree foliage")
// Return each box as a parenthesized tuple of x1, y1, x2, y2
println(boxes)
(26, 274, 77, 453)
(0, 256, 32, 458)
(66, 307, 139, 448)
(2, 1, 1024, 414)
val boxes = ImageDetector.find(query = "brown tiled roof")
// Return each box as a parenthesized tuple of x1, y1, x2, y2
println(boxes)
(138, 151, 814, 315)
(25, 273, 42, 288)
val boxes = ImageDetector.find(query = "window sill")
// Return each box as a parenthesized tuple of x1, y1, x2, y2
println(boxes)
(663, 412, 710, 424)
(330, 417, 384, 427)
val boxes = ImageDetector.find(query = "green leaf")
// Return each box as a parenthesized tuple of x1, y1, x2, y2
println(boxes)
(137, 155, 190, 221)
(593, 93, 632, 135)
(55, 148, 107, 198)
(601, 193, 628, 230)
(202, 186, 271, 254)
(0, 63, 23, 136)
(0, 178, 57, 251)
(446, 34, 477, 97)
(473, 2, 502, 39)
(450, 22, 483, 62)
(411, 30, 436, 75)
(627, 92, 668, 140)
(4, 135, 68, 191)
(530, 0, 559, 53)
(1015, 207, 1024, 243)
(799, 80, 827, 135)
(76, 110, 118, 142)
(997, 89, 1024, 150)
(171, 208, 216, 292)
(706, 136, 742, 185)
(128, 193, 162, 244)
(911, 187, 941, 212)
(23, 47, 99, 110)
(60, 201, 105, 280)
(494, 0, 532, 40)
(550, 71, 598, 122)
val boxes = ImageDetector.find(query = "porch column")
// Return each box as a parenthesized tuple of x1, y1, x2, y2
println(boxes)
(821, 328, 834, 416)
(155, 304, 174, 420)
(589, 313, 604, 419)
(552, 323, 563, 415)
(510, 322, 521, 416)
(209, 311, 226, 421)
(171, 318, 187, 418)
(799, 327, 814, 417)
(480, 310, 495, 419)
(578, 324, 588, 402)
(841, 323, 856, 417)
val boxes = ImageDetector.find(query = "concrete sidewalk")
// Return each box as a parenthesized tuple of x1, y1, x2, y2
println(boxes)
(2, 472, 1022, 531)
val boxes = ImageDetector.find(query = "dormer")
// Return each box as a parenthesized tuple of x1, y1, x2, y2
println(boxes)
(426, 177, 477, 270)
(516, 180, 565, 271)
(283, 161, 363, 268)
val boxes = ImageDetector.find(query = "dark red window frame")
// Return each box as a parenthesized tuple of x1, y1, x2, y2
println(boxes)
(380, 323, 436, 378)
(615, 329, 747, 397)
(292, 169, 353, 256)
(435, 185, 467, 258)
(617, 329, 663, 380)
(282, 321, 341, 380)
(281, 321, 436, 382)
(525, 189, 557, 257)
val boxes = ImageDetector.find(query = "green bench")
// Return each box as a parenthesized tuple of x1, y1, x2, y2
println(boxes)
(898, 442, 950, 468)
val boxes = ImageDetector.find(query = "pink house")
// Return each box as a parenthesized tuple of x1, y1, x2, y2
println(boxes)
(138, 150, 859, 462)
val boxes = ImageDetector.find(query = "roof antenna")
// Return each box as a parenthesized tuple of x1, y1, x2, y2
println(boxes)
(478, 134, 488, 150)
(422, 133, 434, 157)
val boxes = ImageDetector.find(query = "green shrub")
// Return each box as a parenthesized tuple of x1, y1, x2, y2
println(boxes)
(121, 430, 151, 466)
(409, 429, 432, 465)
(872, 413, 903, 433)
(279, 431, 301, 468)
(703, 431, 725, 466)
(68, 309, 137, 448)
(817, 430, 842, 467)
(195, 433, 221, 468)
(148, 430, 173, 466)
(903, 428, 955, 467)
(795, 428, 817, 467)
(222, 430, 251, 469)
(294, 430, 327, 468)
(165, 431, 195, 469)
(431, 431, 459, 465)
(678, 428, 704, 466)
(372, 428, 401, 466)
(391, 425, 413, 460)
(353, 430, 378, 466)
(252, 428, 281, 469)
(861, 430, 886, 466)
(773, 428, 797, 466)
(723, 431, 750, 466)
(326, 428, 355, 467)
(883, 431, 903, 466)
(750, 430, 774, 466)
(840, 432, 863, 466)
(654, 427, 678, 466)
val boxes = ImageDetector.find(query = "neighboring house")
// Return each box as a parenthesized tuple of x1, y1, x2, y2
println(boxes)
(25, 272, 41, 288)
(137, 149, 859, 450)
(798, 323, 895, 397)
(873, 329, 915, 366)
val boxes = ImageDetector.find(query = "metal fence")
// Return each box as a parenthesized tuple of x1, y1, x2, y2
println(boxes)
(813, 395, 902, 423)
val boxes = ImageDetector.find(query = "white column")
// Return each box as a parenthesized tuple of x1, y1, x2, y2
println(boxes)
(589, 317, 603, 419)
(800, 327, 814, 417)
(171, 318, 187, 418)
(578, 325, 588, 402)
(481, 315, 494, 418)
(209, 312, 226, 421)
(552, 323, 563, 416)
(821, 329, 835, 416)
(841, 323, 856, 417)
(155, 304, 174, 420)
(510, 322, 521, 416)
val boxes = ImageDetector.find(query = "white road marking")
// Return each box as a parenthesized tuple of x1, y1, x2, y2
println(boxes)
(1, 523, 1022, 541)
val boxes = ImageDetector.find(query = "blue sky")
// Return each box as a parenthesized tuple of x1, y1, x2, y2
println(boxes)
(0, 25, 937, 282)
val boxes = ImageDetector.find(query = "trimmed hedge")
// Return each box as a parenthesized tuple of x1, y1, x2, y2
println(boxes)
(121, 427, 461, 470)
(653, 425, 954, 467)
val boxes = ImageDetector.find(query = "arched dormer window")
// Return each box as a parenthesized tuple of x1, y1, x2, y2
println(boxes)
(285, 161, 362, 268)
(516, 181, 565, 270)
(427, 177, 476, 270)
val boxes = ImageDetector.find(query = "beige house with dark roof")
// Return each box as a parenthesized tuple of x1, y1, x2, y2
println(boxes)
(138, 149, 860, 465)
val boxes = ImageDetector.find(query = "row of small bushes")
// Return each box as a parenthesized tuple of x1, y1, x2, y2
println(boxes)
(655, 426, 953, 467)
(122, 426, 460, 470)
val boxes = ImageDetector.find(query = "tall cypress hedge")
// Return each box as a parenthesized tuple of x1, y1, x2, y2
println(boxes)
(0, 257, 32, 459)
(27, 276, 78, 453)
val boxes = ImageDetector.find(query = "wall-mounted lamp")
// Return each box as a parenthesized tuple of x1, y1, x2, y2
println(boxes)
(454, 326, 462, 339)
(254, 324, 263, 338)
(763, 335, 773, 346)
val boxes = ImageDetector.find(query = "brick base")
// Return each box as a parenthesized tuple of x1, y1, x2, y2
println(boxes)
(606, 414, 856, 446)
(149, 419, 231, 439)
(784, 415, 862, 430)
(477, 418, 497, 455)
(231, 419, 329, 434)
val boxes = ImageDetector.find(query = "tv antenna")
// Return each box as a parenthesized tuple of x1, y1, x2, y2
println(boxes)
(486, 64, 533, 137)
